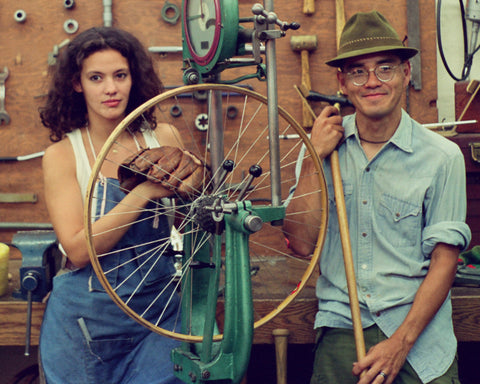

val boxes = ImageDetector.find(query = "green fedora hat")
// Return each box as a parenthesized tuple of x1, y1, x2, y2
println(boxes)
(326, 10, 419, 67)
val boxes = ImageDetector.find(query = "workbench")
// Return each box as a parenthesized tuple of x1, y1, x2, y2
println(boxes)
(2, 258, 480, 346)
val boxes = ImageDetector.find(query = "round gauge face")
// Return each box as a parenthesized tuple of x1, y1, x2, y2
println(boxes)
(183, 0, 222, 66)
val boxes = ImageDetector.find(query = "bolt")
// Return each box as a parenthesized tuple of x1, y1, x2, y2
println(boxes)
(201, 370, 211, 379)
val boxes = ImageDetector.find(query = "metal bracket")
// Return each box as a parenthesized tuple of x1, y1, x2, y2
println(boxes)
(469, 142, 480, 164)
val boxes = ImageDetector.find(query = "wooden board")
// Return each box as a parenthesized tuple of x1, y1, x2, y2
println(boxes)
(2, 286, 480, 346)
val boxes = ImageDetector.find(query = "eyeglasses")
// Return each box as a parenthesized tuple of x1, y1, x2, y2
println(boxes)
(345, 64, 401, 86)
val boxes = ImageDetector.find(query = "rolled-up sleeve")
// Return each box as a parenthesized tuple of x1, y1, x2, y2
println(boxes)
(421, 147, 471, 255)
(422, 221, 471, 255)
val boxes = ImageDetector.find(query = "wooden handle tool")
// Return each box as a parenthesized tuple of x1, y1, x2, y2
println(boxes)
(303, 0, 315, 15)
(273, 328, 290, 384)
(290, 35, 318, 129)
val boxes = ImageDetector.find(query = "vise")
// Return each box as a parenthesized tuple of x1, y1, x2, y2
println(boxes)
(12, 230, 60, 302)
(11, 230, 61, 355)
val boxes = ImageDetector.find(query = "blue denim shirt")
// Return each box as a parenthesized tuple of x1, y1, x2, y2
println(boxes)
(308, 110, 470, 382)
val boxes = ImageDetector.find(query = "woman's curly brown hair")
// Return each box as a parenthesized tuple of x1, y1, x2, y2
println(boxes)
(39, 27, 164, 142)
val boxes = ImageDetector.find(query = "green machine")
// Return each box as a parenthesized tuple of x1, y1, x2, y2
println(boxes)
(174, 2, 305, 382)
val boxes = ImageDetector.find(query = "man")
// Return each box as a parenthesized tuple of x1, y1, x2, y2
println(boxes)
(283, 11, 471, 384)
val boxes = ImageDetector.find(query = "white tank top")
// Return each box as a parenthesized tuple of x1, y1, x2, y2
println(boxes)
(66, 128, 161, 199)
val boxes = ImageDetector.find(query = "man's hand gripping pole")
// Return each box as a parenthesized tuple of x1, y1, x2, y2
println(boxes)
(295, 85, 366, 364)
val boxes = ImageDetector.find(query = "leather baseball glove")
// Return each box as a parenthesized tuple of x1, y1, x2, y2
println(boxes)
(118, 146, 210, 197)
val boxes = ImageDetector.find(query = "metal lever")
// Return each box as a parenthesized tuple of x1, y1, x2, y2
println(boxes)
(237, 165, 262, 201)
(469, 142, 480, 164)
(213, 160, 235, 194)
(22, 271, 40, 356)
(251, 3, 300, 31)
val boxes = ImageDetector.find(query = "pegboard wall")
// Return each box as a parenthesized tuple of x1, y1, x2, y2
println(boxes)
(0, 0, 437, 245)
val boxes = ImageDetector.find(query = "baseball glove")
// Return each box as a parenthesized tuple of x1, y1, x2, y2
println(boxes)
(118, 146, 210, 197)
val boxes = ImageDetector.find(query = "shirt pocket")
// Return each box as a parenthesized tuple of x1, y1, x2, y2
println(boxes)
(378, 194, 422, 247)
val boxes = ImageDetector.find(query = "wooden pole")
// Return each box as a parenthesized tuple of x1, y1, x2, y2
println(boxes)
(273, 328, 290, 384)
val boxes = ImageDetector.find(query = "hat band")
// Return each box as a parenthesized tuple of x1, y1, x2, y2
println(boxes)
(339, 36, 403, 54)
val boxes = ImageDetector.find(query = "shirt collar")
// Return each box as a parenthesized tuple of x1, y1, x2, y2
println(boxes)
(345, 109, 414, 153)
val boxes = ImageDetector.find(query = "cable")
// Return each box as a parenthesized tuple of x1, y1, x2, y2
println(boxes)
(437, 0, 473, 81)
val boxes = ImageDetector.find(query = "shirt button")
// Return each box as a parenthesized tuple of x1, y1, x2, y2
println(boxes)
(362, 200, 367, 205)
(366, 167, 370, 172)
(376, 312, 381, 317)
(361, 264, 367, 270)
(366, 294, 371, 299)
(362, 232, 367, 237)
(396, 212, 400, 218)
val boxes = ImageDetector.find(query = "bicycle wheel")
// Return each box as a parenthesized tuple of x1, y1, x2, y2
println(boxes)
(84, 83, 328, 342)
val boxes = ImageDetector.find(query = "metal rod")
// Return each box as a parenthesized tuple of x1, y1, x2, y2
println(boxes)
(423, 120, 477, 129)
(103, 0, 112, 27)
(264, 0, 282, 207)
(208, 84, 224, 184)
(24, 290, 32, 356)
(0, 222, 53, 230)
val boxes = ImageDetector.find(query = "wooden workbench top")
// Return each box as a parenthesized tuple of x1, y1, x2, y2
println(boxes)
(2, 259, 480, 346)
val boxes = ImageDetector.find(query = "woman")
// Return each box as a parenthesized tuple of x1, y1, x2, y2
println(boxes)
(39, 27, 185, 384)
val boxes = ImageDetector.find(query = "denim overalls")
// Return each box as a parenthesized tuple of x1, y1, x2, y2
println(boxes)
(40, 179, 182, 384)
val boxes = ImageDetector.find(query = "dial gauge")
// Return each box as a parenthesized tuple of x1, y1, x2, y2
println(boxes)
(183, 0, 222, 66)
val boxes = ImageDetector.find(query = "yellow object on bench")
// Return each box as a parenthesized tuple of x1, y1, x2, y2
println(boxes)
(0, 243, 9, 297)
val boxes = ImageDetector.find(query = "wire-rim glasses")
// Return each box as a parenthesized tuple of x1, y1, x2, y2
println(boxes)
(345, 64, 402, 86)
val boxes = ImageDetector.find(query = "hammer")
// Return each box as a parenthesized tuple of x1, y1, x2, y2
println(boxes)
(290, 35, 317, 129)
(303, 0, 315, 15)
(304, 88, 353, 108)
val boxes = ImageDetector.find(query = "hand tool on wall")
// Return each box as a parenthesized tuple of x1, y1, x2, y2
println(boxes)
(303, 0, 315, 15)
(273, 328, 289, 384)
(335, 0, 345, 47)
(290, 35, 317, 129)
(0, 223, 53, 230)
(0, 150, 45, 162)
(48, 39, 70, 66)
(0, 151, 44, 203)
(103, 0, 113, 27)
(0, 193, 37, 203)
(0, 67, 11, 125)
(406, 0, 422, 90)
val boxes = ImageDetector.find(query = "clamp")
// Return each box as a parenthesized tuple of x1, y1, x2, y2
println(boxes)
(12, 231, 61, 355)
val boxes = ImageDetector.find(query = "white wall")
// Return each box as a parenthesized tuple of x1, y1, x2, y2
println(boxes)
(437, 0, 480, 122)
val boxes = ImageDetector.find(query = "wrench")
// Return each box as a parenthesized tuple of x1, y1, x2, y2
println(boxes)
(0, 67, 11, 125)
